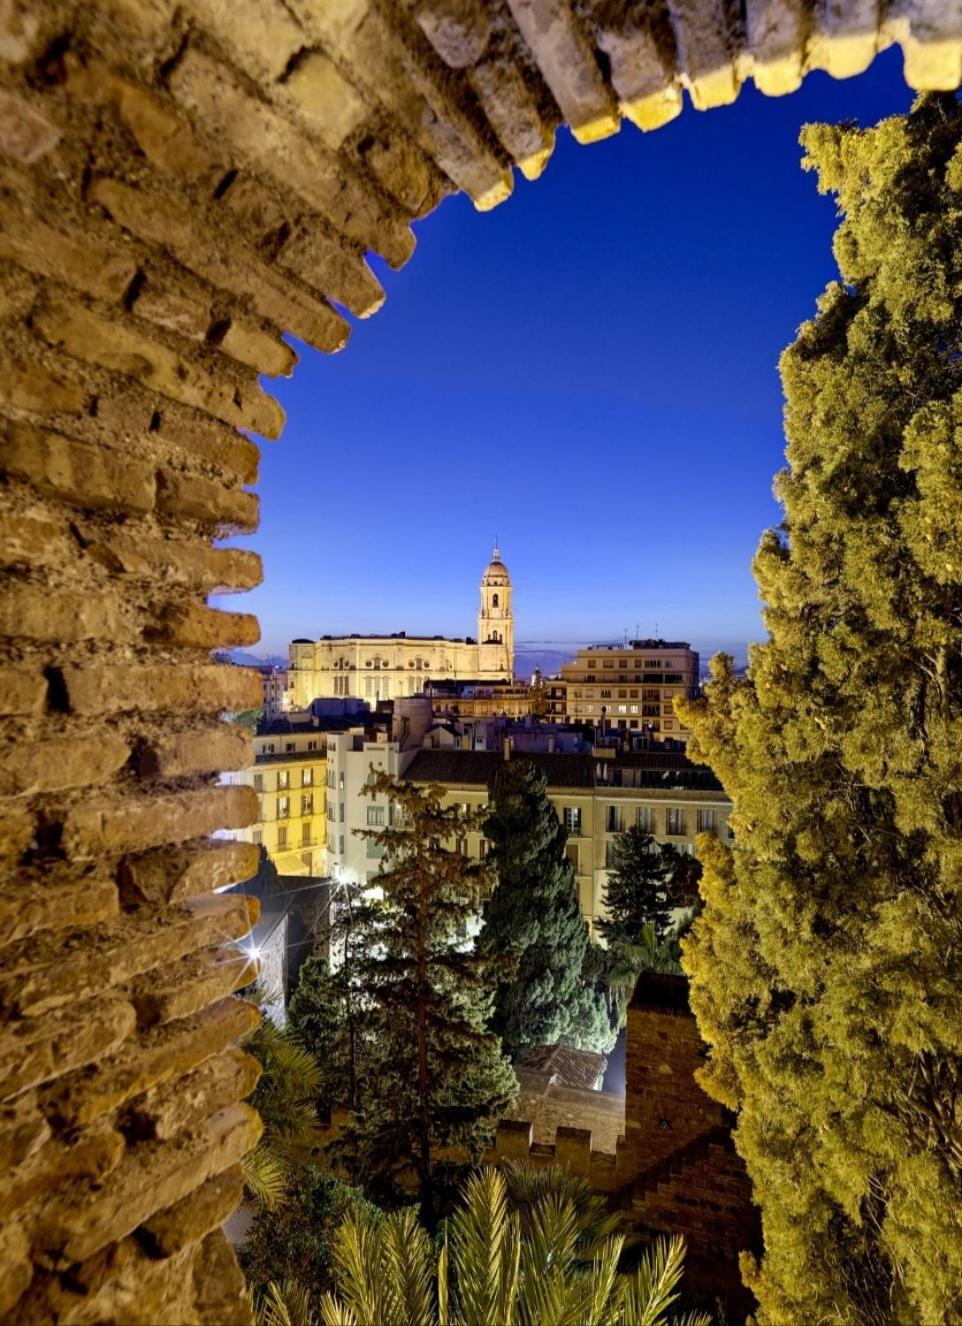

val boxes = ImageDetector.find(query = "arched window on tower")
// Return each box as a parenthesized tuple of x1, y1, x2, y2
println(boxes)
(492, 593, 499, 607)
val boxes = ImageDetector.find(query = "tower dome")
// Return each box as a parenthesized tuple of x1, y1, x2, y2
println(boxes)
(482, 543, 510, 582)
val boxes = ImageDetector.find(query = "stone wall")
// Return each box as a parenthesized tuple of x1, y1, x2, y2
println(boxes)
(507, 1069, 625, 1154)
(0, 0, 956, 1320)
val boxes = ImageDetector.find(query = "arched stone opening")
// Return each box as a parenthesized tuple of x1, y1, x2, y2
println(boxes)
(0, 1, 959, 1320)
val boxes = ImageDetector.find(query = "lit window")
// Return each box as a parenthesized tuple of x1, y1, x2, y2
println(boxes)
(666, 808, 685, 836)
(277, 826, 288, 850)
(563, 806, 582, 835)
(697, 808, 716, 834)
(367, 805, 385, 826)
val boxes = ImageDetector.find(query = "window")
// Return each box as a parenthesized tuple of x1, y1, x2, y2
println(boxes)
(617, 705, 627, 714)
(339, 802, 345, 822)
(618, 659, 627, 669)
(277, 797, 289, 819)
(285, 742, 294, 752)
(252, 829, 263, 845)
(367, 805, 385, 827)
(697, 808, 716, 834)
(563, 806, 582, 835)
(666, 808, 685, 836)
(301, 794, 313, 816)
(492, 593, 499, 607)
(618, 689, 627, 698)
(301, 822, 311, 846)
(606, 805, 623, 832)
(277, 826, 288, 850)
(307, 740, 317, 751)
(600, 689, 612, 699)
(565, 841, 579, 871)
(629, 689, 638, 699)
(277, 771, 289, 790)
(645, 659, 660, 668)
(263, 743, 274, 754)
(302, 769, 313, 786)
(642, 704, 659, 717)
(479, 839, 489, 859)
(603, 659, 614, 669)
(456, 837, 467, 856)
(605, 839, 618, 868)
(339, 835, 345, 854)
(338, 772, 344, 790)
(253, 774, 263, 793)
(637, 807, 654, 832)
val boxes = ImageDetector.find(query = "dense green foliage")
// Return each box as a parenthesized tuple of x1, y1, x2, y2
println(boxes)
(678, 95, 962, 1324)
(288, 954, 363, 1115)
(598, 824, 700, 950)
(345, 773, 516, 1217)
(242, 1167, 383, 1308)
(242, 989, 326, 1210)
(479, 760, 605, 1060)
(259, 1167, 706, 1326)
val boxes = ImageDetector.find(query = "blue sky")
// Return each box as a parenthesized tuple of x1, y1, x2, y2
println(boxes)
(223, 51, 913, 667)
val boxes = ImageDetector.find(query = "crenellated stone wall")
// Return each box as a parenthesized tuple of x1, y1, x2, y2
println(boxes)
(0, 0, 958, 1320)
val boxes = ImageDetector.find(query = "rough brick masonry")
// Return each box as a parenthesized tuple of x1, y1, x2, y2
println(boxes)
(0, 0, 957, 1320)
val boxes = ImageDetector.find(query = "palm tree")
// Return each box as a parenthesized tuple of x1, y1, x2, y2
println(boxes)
(242, 984, 327, 1210)
(259, 1167, 709, 1326)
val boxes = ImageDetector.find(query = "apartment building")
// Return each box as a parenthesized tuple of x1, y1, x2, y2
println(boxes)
(545, 640, 699, 742)
(220, 724, 328, 876)
(402, 746, 730, 933)
(324, 727, 418, 885)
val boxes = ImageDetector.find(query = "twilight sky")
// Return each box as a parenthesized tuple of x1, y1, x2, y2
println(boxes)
(220, 50, 912, 667)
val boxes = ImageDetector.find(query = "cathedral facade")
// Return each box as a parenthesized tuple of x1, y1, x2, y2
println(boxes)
(286, 547, 515, 708)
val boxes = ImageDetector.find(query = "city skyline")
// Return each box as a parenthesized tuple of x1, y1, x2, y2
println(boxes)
(216, 51, 912, 660)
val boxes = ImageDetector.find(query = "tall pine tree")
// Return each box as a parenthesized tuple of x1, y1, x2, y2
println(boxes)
(347, 772, 516, 1220)
(479, 760, 594, 1061)
(597, 824, 698, 949)
(678, 96, 962, 1324)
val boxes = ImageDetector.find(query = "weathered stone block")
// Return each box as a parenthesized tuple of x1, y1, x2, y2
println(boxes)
(118, 839, 260, 906)
(209, 318, 297, 378)
(0, 894, 257, 1017)
(8, 1118, 125, 1220)
(0, 1220, 31, 1316)
(62, 786, 258, 859)
(127, 1048, 261, 1143)
(45, 997, 260, 1130)
(45, 1103, 262, 1263)
(0, 734, 129, 797)
(0, 420, 156, 514)
(0, 1091, 50, 1172)
(0, 87, 59, 163)
(155, 469, 259, 533)
(62, 661, 263, 718)
(0, 873, 120, 948)
(32, 295, 285, 440)
(89, 174, 351, 353)
(139, 724, 252, 780)
(0, 667, 46, 717)
(145, 603, 260, 650)
(0, 355, 87, 415)
(0, 585, 128, 645)
(84, 531, 263, 595)
(138, 1164, 244, 1257)
(0, 995, 136, 1101)
(133, 946, 257, 1027)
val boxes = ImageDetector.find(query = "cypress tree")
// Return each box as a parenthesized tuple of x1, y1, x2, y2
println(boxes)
(348, 772, 516, 1219)
(597, 824, 698, 949)
(288, 954, 363, 1115)
(678, 95, 962, 1324)
(479, 759, 592, 1061)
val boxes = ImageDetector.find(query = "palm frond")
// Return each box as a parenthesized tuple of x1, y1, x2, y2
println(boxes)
(243, 1141, 290, 1210)
(257, 1280, 319, 1326)
(450, 1168, 521, 1326)
(380, 1207, 435, 1326)
(622, 1236, 688, 1326)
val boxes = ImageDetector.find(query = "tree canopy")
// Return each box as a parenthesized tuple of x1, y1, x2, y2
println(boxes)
(479, 760, 599, 1061)
(678, 95, 962, 1324)
(345, 772, 516, 1219)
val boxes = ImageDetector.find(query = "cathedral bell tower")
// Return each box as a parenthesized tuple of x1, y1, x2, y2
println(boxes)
(477, 544, 514, 680)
